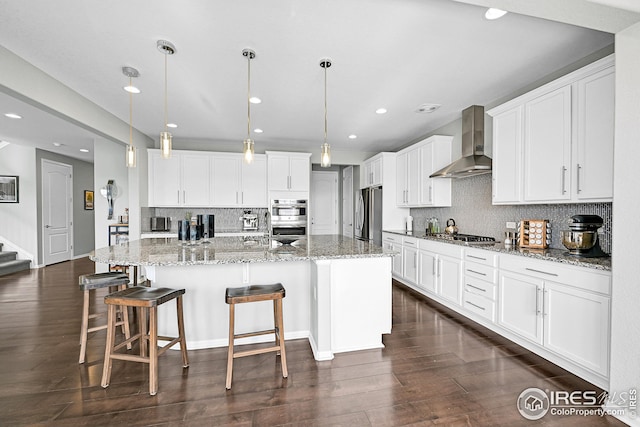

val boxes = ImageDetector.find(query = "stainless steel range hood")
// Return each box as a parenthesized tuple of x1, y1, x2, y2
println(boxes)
(430, 105, 492, 178)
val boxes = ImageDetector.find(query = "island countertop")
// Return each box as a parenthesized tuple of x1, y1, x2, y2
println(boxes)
(90, 235, 395, 267)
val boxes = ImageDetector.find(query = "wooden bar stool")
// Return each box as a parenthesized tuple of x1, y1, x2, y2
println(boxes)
(225, 283, 288, 390)
(101, 286, 189, 396)
(78, 272, 131, 364)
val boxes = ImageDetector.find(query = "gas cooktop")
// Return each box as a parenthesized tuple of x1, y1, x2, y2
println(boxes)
(429, 233, 497, 245)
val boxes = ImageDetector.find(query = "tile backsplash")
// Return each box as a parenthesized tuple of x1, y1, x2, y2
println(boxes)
(409, 174, 611, 253)
(141, 207, 269, 234)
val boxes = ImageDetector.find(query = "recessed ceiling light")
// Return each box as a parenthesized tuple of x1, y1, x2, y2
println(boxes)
(485, 8, 507, 20)
(249, 97, 262, 104)
(254, 128, 263, 133)
(375, 108, 387, 115)
(415, 103, 441, 114)
(4, 113, 22, 119)
(53, 142, 63, 147)
(348, 134, 357, 139)
(167, 123, 178, 128)
(79, 148, 89, 153)
(123, 85, 141, 94)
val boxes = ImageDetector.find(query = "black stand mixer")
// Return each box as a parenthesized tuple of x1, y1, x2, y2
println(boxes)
(561, 214, 609, 257)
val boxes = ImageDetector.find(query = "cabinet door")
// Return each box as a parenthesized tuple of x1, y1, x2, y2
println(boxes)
(268, 155, 290, 191)
(418, 250, 437, 293)
(438, 255, 462, 306)
(402, 246, 418, 284)
(420, 144, 434, 205)
(407, 149, 420, 205)
(289, 156, 310, 191)
(149, 152, 181, 206)
(241, 156, 267, 207)
(212, 156, 241, 206)
(385, 242, 403, 278)
(575, 67, 614, 201)
(396, 153, 408, 206)
(498, 271, 544, 344)
(181, 154, 211, 206)
(371, 157, 383, 187)
(543, 282, 610, 376)
(523, 86, 572, 202)
(492, 106, 523, 204)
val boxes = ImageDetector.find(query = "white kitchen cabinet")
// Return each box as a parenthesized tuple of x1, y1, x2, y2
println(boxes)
(419, 136, 452, 207)
(211, 154, 267, 207)
(575, 66, 615, 201)
(523, 86, 572, 202)
(402, 237, 418, 284)
(417, 249, 437, 293)
(499, 254, 611, 378)
(438, 254, 462, 306)
(463, 249, 498, 322)
(148, 149, 211, 207)
(396, 149, 420, 206)
(266, 151, 311, 193)
(488, 54, 614, 205)
(382, 233, 403, 278)
(361, 155, 383, 188)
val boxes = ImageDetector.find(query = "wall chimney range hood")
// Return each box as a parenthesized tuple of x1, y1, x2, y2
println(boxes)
(430, 105, 492, 178)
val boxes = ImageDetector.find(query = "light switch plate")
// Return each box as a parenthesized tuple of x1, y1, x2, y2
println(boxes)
(506, 221, 517, 229)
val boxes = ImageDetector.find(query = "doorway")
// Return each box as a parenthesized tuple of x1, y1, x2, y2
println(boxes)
(42, 159, 73, 265)
(310, 171, 338, 235)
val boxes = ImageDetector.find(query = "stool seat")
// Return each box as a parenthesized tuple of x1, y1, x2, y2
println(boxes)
(79, 272, 129, 290)
(101, 285, 188, 396)
(225, 283, 285, 303)
(225, 283, 288, 389)
(106, 287, 185, 307)
(78, 272, 131, 364)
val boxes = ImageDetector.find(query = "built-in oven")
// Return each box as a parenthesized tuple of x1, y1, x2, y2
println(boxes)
(270, 199, 307, 238)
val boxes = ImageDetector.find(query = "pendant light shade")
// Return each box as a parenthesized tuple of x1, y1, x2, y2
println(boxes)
(122, 66, 139, 168)
(158, 40, 176, 159)
(242, 48, 256, 164)
(320, 58, 332, 168)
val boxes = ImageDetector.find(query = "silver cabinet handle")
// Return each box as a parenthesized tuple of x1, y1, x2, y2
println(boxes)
(561, 166, 567, 194)
(466, 269, 486, 276)
(183, 190, 186, 204)
(429, 185, 432, 202)
(414, 252, 417, 268)
(432, 258, 436, 275)
(526, 267, 558, 277)
(465, 300, 486, 311)
(543, 289, 548, 316)
(577, 164, 582, 194)
(177, 190, 180, 204)
(437, 259, 441, 278)
(467, 254, 487, 261)
(466, 283, 486, 292)
(45, 225, 51, 228)
(236, 191, 238, 204)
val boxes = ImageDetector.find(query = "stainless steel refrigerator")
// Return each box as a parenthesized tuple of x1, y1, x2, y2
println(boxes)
(355, 186, 382, 246)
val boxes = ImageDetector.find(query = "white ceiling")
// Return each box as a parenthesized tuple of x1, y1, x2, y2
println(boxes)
(0, 0, 633, 164)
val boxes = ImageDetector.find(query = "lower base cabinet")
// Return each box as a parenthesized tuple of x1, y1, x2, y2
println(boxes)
(438, 255, 462, 305)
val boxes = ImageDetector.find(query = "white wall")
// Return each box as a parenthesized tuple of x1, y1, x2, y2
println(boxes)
(608, 21, 640, 425)
(93, 138, 128, 273)
(0, 144, 37, 262)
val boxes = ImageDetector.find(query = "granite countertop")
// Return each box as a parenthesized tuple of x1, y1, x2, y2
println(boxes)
(384, 230, 611, 271)
(90, 235, 394, 266)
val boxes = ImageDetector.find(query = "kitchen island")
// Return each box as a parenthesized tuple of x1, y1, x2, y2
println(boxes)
(90, 235, 394, 360)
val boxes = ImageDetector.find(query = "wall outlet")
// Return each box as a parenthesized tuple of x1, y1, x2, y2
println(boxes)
(506, 221, 517, 229)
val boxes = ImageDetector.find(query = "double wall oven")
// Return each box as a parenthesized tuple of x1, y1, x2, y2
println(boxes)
(270, 199, 307, 239)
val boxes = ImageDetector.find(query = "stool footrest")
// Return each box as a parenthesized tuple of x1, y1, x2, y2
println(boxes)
(234, 345, 282, 358)
(110, 353, 150, 364)
(234, 328, 277, 340)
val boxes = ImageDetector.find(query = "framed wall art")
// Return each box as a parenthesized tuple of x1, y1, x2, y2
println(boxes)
(0, 175, 19, 203)
(84, 190, 94, 210)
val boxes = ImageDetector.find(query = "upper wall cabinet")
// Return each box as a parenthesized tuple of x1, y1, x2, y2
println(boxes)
(211, 153, 267, 207)
(396, 135, 452, 207)
(361, 154, 383, 188)
(488, 55, 614, 205)
(266, 151, 311, 197)
(148, 149, 211, 207)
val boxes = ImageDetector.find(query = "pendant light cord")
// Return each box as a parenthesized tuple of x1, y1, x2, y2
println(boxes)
(129, 76, 133, 146)
(247, 52, 251, 140)
(164, 53, 168, 132)
(324, 62, 328, 144)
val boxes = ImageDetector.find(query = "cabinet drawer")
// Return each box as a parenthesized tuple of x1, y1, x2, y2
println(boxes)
(464, 276, 496, 300)
(403, 236, 418, 247)
(419, 239, 464, 258)
(464, 262, 497, 284)
(499, 253, 611, 295)
(463, 290, 496, 322)
(465, 248, 498, 266)
(383, 233, 402, 244)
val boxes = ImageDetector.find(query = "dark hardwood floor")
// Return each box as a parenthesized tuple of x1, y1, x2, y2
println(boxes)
(0, 258, 625, 426)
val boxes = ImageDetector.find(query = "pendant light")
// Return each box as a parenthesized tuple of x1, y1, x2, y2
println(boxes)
(242, 48, 256, 164)
(320, 58, 332, 168)
(122, 66, 139, 168)
(157, 40, 176, 159)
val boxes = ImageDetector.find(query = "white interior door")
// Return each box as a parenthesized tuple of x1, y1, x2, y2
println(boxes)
(310, 171, 338, 235)
(342, 166, 354, 237)
(42, 159, 73, 265)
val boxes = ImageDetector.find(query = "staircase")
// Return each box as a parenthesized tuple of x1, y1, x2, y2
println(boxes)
(0, 243, 31, 277)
